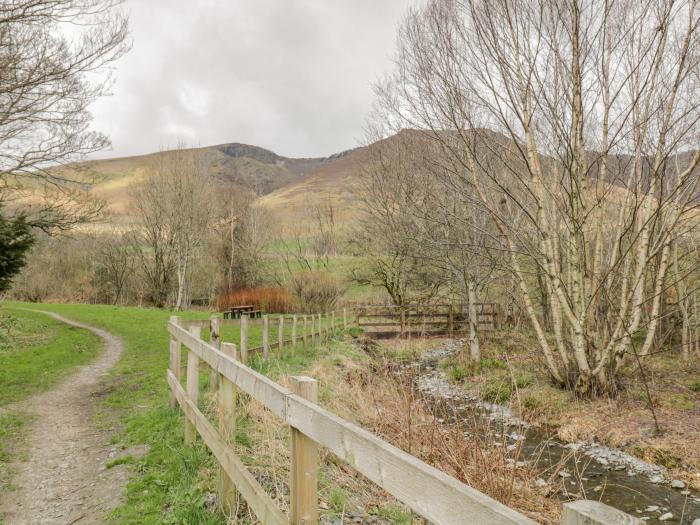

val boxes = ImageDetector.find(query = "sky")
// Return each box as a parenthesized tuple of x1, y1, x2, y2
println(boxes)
(89, 0, 417, 160)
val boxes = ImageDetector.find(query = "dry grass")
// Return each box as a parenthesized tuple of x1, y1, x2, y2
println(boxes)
(197, 335, 563, 524)
(304, 340, 560, 524)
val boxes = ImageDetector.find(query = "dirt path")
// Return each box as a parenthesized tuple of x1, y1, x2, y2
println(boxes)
(0, 312, 130, 525)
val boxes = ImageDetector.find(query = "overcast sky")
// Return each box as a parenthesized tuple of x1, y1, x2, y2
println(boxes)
(89, 0, 417, 160)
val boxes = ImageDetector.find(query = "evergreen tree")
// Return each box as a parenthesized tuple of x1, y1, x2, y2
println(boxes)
(0, 212, 34, 292)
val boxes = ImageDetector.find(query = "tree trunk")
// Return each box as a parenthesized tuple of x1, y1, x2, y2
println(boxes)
(467, 279, 480, 362)
(175, 251, 188, 311)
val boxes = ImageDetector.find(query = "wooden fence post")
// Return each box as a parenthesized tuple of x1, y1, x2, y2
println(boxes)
(168, 316, 182, 409)
(318, 313, 323, 341)
(240, 315, 248, 364)
(310, 315, 316, 346)
(278, 315, 285, 352)
(291, 315, 298, 350)
(302, 315, 308, 350)
(210, 316, 220, 392)
(562, 501, 642, 525)
(219, 341, 238, 514)
(185, 324, 201, 444)
(447, 305, 454, 338)
(400, 308, 406, 337)
(331, 311, 335, 336)
(289, 376, 319, 525)
(343, 308, 347, 330)
(263, 315, 270, 358)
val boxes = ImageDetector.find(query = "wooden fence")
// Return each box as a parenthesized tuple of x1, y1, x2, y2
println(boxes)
(167, 313, 641, 525)
(354, 303, 500, 337)
(182, 310, 347, 364)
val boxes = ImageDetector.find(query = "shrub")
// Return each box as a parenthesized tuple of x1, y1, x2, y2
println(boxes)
(215, 288, 295, 313)
(289, 271, 345, 313)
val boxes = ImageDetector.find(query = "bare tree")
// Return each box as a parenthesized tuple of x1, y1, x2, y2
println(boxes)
(377, 0, 700, 395)
(357, 131, 499, 360)
(0, 0, 129, 230)
(95, 228, 133, 304)
(129, 147, 214, 308)
(213, 184, 272, 291)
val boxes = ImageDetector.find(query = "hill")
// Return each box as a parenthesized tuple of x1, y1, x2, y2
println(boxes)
(57, 143, 331, 215)
(257, 144, 367, 227)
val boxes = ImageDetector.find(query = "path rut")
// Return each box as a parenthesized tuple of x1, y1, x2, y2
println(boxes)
(0, 312, 128, 525)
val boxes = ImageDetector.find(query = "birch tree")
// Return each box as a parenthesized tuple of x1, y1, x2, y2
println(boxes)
(377, 0, 700, 395)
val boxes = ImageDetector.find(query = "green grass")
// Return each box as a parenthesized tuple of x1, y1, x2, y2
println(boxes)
(0, 412, 33, 487)
(1, 302, 356, 524)
(4, 302, 222, 524)
(0, 307, 102, 405)
(0, 306, 103, 488)
(369, 503, 413, 524)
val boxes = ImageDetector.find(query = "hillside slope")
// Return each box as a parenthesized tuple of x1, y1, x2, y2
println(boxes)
(258, 145, 368, 226)
(59, 143, 329, 214)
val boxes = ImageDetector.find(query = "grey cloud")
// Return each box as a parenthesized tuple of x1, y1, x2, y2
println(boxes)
(89, 0, 418, 159)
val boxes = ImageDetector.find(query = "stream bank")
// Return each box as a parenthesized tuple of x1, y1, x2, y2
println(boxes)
(412, 339, 700, 525)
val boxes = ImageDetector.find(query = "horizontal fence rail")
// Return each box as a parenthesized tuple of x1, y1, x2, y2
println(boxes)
(354, 303, 501, 337)
(167, 312, 641, 525)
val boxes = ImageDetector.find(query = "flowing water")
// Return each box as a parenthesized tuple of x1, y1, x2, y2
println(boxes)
(412, 340, 700, 525)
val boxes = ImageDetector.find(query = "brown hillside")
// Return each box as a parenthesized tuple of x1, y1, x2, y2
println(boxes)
(55, 143, 329, 215)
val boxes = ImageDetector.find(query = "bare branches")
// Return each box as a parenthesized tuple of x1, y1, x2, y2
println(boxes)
(377, 0, 700, 395)
(0, 0, 129, 232)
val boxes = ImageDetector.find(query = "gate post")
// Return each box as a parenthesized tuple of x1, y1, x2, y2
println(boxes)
(168, 316, 181, 409)
(262, 315, 270, 358)
(240, 315, 248, 364)
(210, 316, 220, 392)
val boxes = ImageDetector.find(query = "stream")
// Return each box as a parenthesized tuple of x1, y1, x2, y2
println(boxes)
(412, 339, 700, 525)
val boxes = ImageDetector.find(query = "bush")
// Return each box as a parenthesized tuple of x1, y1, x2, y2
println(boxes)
(289, 271, 345, 313)
(215, 288, 295, 313)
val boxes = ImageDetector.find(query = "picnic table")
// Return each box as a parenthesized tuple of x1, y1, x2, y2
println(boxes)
(221, 305, 262, 319)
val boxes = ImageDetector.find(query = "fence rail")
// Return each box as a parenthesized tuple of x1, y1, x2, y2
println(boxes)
(167, 312, 640, 525)
(354, 303, 500, 337)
